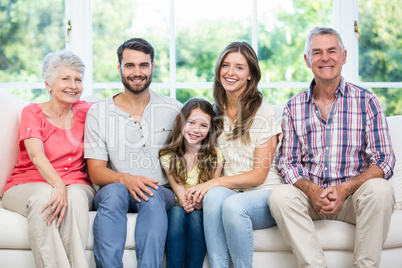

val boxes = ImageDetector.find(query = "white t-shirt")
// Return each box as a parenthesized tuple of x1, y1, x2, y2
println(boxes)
(84, 90, 182, 186)
(217, 101, 284, 192)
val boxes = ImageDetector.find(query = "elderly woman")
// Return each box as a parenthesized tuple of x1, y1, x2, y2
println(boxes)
(2, 50, 95, 268)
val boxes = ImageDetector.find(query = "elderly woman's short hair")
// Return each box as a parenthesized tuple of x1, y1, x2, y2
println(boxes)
(42, 50, 85, 86)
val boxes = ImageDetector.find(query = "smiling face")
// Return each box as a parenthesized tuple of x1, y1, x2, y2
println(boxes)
(219, 52, 251, 96)
(46, 66, 83, 104)
(304, 34, 347, 84)
(181, 108, 211, 148)
(119, 49, 154, 95)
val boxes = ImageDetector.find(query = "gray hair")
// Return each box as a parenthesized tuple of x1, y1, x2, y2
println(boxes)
(42, 50, 85, 86)
(304, 27, 345, 60)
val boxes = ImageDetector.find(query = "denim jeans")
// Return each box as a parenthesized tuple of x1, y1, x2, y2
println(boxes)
(93, 182, 175, 268)
(166, 206, 206, 268)
(203, 187, 276, 268)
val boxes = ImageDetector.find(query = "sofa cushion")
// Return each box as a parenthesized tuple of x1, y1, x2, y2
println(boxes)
(253, 210, 402, 252)
(0, 201, 30, 248)
(387, 116, 402, 209)
(0, 91, 28, 196)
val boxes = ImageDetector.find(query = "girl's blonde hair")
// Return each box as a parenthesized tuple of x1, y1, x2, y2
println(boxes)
(159, 98, 219, 185)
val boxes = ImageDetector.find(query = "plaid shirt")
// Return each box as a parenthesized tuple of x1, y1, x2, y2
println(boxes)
(278, 77, 395, 188)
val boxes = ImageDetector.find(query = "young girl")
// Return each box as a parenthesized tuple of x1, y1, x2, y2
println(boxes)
(159, 98, 224, 268)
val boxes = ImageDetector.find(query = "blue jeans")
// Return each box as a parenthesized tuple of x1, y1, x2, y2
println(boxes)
(203, 187, 276, 268)
(166, 206, 206, 268)
(93, 183, 175, 268)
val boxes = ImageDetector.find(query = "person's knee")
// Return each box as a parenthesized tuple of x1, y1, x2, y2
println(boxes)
(222, 194, 243, 216)
(67, 185, 92, 206)
(97, 183, 129, 209)
(28, 186, 52, 211)
(187, 210, 203, 227)
(221, 196, 244, 226)
(359, 178, 395, 204)
(363, 178, 393, 194)
(268, 185, 298, 210)
(169, 206, 186, 223)
(138, 187, 169, 213)
(204, 187, 227, 206)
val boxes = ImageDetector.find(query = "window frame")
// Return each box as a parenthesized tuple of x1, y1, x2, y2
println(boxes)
(1, 0, 401, 99)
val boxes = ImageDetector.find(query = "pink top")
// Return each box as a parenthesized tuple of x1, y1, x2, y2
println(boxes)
(3, 101, 93, 194)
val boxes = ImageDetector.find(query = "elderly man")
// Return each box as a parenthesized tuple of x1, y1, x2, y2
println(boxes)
(269, 27, 395, 268)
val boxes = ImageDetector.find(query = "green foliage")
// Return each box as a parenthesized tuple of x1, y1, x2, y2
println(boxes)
(258, 0, 332, 83)
(176, 88, 213, 104)
(176, 19, 251, 83)
(358, 0, 402, 116)
(0, 0, 400, 115)
(0, 0, 64, 83)
(92, 0, 171, 83)
(359, 0, 401, 82)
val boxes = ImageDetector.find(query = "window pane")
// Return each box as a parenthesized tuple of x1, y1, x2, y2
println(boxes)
(261, 88, 305, 106)
(371, 88, 402, 116)
(359, 0, 401, 83)
(92, 0, 169, 84)
(0, 0, 64, 91)
(175, 0, 252, 83)
(258, 0, 333, 83)
(1, 88, 48, 103)
(176, 88, 214, 104)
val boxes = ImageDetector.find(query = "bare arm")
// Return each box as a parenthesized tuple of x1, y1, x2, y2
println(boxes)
(162, 166, 194, 213)
(191, 159, 225, 210)
(87, 159, 159, 202)
(186, 134, 279, 202)
(24, 138, 67, 227)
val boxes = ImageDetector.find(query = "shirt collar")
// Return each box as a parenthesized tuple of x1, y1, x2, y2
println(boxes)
(307, 76, 345, 102)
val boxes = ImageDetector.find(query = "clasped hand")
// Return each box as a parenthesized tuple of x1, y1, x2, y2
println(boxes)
(312, 185, 347, 216)
(180, 197, 203, 213)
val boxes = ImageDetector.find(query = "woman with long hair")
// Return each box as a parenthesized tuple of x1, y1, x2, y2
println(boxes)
(186, 42, 283, 267)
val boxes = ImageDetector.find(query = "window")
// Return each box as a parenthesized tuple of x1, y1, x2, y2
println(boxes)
(92, 0, 170, 99)
(0, 0, 65, 102)
(358, 0, 402, 115)
(257, 0, 332, 105)
(90, 0, 333, 105)
(1, 0, 401, 115)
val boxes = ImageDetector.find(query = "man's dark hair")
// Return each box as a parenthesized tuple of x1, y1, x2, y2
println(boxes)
(117, 38, 155, 65)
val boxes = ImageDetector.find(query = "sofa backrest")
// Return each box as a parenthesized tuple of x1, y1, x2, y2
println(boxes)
(0, 94, 401, 209)
(386, 116, 402, 209)
(0, 91, 28, 196)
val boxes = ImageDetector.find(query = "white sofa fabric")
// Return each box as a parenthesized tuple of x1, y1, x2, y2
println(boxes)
(0, 91, 401, 268)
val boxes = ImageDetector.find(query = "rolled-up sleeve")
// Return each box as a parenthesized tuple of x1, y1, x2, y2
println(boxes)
(365, 96, 395, 180)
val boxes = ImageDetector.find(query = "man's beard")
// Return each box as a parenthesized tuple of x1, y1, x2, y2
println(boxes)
(121, 73, 153, 95)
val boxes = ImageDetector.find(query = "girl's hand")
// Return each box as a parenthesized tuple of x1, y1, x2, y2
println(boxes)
(185, 178, 220, 205)
(181, 199, 194, 213)
(193, 198, 203, 210)
(40, 182, 68, 227)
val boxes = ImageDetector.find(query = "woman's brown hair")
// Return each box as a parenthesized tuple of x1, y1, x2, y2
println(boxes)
(213, 41, 262, 144)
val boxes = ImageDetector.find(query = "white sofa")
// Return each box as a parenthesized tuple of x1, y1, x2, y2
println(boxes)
(0, 90, 401, 268)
